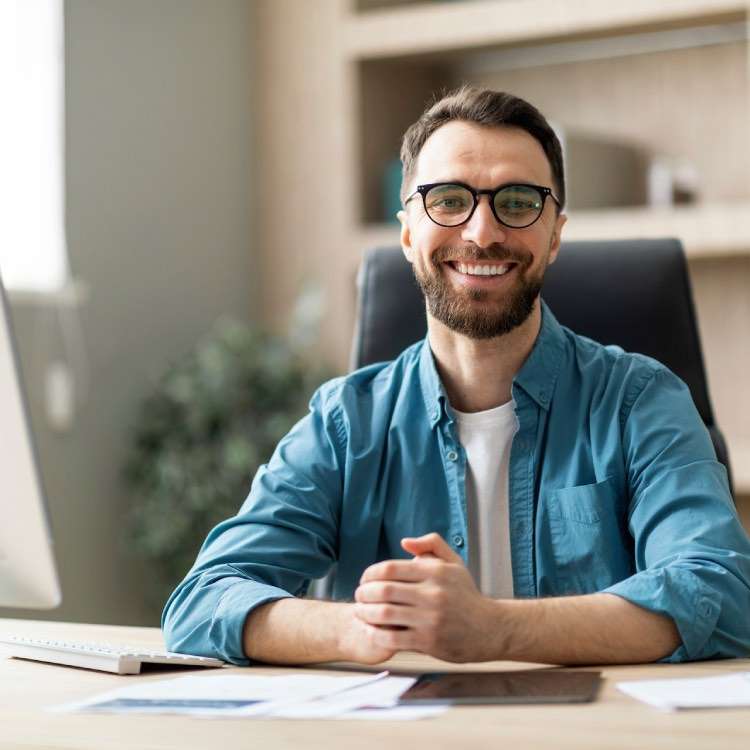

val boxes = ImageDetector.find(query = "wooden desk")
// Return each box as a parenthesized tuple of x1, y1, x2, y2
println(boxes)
(1, 618, 749, 750)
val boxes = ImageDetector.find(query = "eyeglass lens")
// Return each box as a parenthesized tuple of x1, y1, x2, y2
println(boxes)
(424, 184, 544, 228)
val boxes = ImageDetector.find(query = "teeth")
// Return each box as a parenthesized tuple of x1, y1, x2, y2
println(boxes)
(455, 262, 510, 276)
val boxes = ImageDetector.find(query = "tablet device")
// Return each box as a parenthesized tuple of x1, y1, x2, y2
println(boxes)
(398, 670, 601, 705)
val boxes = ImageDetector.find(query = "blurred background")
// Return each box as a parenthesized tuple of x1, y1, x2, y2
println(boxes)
(1, 0, 749, 626)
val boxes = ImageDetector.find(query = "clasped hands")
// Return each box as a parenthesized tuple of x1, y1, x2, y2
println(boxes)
(352, 532, 500, 663)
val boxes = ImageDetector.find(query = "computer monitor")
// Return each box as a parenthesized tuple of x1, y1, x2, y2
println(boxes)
(0, 272, 61, 608)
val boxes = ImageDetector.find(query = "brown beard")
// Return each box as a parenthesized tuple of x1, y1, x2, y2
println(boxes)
(411, 245, 545, 340)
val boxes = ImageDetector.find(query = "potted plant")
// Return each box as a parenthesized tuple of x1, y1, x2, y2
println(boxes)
(123, 317, 330, 611)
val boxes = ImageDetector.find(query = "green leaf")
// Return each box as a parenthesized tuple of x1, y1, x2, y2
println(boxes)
(121, 317, 333, 612)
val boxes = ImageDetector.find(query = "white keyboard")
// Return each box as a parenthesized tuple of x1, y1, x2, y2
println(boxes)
(0, 636, 225, 675)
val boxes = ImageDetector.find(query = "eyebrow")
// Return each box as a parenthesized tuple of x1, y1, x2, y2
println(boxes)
(421, 179, 546, 189)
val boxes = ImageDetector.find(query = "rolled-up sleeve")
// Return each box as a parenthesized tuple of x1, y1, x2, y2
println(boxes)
(604, 367, 750, 662)
(161, 384, 346, 664)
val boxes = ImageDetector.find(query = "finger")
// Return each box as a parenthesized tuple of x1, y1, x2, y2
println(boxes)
(401, 532, 463, 563)
(354, 602, 422, 628)
(360, 559, 431, 584)
(365, 623, 419, 652)
(355, 581, 420, 605)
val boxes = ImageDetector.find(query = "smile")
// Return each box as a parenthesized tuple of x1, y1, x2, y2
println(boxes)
(446, 261, 517, 277)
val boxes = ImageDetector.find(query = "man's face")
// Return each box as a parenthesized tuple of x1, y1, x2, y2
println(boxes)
(398, 122, 566, 340)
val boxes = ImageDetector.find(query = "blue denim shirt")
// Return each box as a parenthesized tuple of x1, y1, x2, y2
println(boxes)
(162, 303, 750, 665)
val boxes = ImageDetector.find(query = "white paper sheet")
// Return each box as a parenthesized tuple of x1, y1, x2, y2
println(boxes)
(617, 671, 750, 711)
(266, 676, 420, 718)
(53, 671, 389, 717)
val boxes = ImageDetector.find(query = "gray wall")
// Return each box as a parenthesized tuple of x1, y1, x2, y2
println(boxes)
(2, 0, 257, 626)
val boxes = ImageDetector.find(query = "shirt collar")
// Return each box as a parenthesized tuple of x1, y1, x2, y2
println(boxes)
(512, 300, 565, 411)
(418, 334, 449, 428)
(418, 300, 566, 424)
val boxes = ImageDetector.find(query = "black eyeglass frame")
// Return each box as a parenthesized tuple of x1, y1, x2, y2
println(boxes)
(404, 181, 562, 229)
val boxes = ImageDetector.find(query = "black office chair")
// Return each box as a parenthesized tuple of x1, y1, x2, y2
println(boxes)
(350, 239, 733, 497)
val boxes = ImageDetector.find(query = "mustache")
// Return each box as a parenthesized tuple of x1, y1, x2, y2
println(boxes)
(432, 245, 530, 265)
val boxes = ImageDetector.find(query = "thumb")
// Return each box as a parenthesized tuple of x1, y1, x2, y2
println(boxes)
(401, 532, 462, 563)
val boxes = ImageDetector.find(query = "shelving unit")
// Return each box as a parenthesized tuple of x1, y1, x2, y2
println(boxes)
(344, 0, 747, 60)
(254, 0, 750, 498)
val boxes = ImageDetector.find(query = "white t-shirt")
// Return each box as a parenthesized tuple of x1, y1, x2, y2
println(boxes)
(453, 400, 519, 599)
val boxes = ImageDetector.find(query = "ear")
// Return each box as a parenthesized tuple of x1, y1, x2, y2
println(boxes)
(547, 212, 566, 265)
(397, 209, 415, 264)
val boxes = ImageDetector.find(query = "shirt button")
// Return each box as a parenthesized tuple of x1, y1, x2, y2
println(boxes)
(446, 450, 458, 461)
(452, 534, 464, 548)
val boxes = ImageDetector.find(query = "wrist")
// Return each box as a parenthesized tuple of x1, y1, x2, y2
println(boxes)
(333, 602, 359, 661)
(479, 596, 513, 660)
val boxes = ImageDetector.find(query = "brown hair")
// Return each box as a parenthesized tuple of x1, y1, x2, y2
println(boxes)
(400, 86, 565, 209)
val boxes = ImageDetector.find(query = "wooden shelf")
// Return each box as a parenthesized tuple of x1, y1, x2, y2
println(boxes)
(564, 203, 750, 259)
(344, 0, 746, 60)
(354, 223, 400, 253)
(730, 439, 750, 496)
(354, 203, 750, 259)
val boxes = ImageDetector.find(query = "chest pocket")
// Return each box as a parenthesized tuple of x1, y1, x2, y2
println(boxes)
(538, 476, 633, 595)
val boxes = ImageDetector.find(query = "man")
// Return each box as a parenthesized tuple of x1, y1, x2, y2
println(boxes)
(163, 87, 750, 666)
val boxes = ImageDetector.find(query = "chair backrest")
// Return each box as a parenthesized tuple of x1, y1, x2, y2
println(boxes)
(351, 239, 733, 496)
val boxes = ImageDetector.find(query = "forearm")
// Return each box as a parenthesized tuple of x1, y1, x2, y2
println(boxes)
(490, 592, 680, 664)
(243, 599, 350, 665)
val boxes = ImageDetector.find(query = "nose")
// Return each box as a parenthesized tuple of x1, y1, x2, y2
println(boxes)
(460, 195, 507, 249)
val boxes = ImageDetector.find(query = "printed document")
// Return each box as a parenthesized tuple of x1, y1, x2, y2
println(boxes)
(617, 671, 750, 711)
(52, 670, 446, 720)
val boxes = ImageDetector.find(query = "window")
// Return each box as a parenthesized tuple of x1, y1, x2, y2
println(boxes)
(0, 0, 70, 293)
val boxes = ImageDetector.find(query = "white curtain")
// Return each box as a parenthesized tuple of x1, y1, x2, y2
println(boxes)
(0, 0, 69, 292)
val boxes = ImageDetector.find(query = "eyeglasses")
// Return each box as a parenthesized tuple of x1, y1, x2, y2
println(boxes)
(404, 181, 561, 229)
